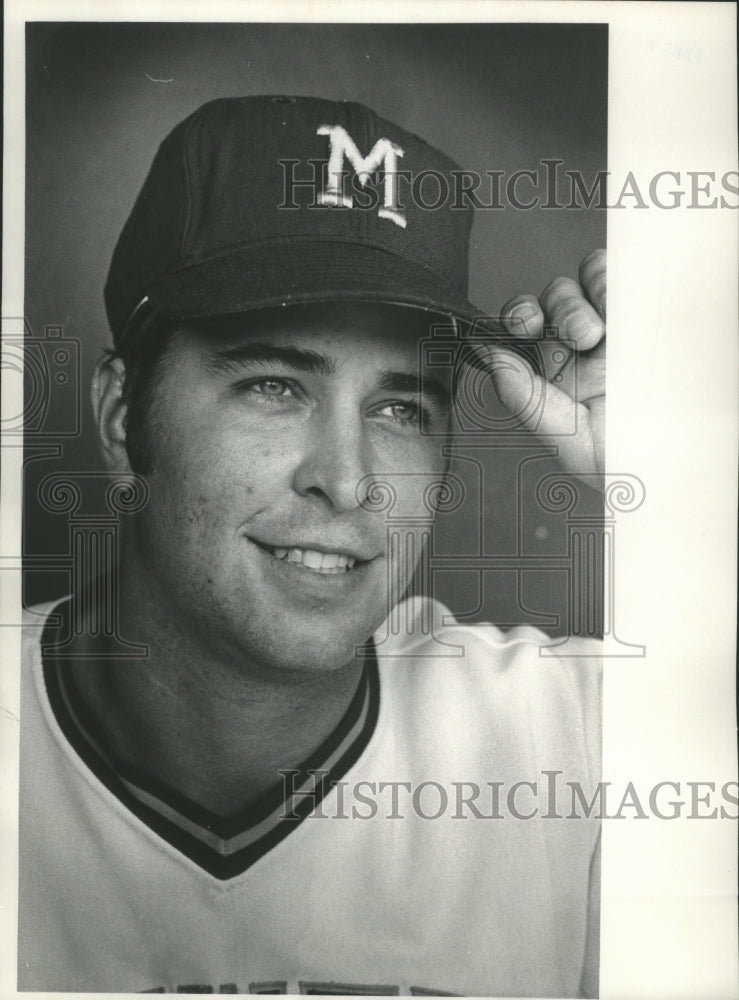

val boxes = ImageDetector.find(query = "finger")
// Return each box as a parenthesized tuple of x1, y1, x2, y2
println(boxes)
(551, 338, 605, 403)
(538, 339, 573, 383)
(492, 295, 571, 380)
(489, 347, 600, 474)
(470, 333, 560, 385)
(540, 276, 605, 352)
(499, 294, 545, 339)
(578, 249, 606, 319)
(587, 396, 605, 474)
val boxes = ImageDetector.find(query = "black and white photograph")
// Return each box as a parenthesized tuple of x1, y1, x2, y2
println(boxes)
(1, 3, 737, 999)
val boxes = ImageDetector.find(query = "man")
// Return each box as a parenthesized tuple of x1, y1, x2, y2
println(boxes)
(19, 96, 604, 996)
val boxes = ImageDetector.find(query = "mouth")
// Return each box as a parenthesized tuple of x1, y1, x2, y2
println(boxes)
(251, 540, 364, 575)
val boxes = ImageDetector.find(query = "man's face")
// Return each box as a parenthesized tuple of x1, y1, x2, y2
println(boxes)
(121, 302, 451, 676)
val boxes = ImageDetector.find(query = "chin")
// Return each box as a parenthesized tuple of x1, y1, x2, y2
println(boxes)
(221, 606, 381, 678)
(251, 633, 370, 677)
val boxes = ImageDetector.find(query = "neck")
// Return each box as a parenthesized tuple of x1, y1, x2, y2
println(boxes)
(68, 567, 367, 817)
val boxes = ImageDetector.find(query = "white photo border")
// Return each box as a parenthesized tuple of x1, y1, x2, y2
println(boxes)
(2, 3, 737, 999)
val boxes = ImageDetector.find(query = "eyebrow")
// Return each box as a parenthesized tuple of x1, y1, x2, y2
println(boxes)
(206, 343, 335, 376)
(205, 343, 450, 410)
(377, 371, 451, 411)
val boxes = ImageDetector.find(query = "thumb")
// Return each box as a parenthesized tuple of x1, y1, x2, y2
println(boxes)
(486, 346, 546, 428)
(488, 346, 598, 474)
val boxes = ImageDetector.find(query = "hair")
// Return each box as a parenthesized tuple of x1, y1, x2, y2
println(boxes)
(105, 305, 176, 475)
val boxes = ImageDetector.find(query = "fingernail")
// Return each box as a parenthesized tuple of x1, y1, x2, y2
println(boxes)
(568, 314, 600, 345)
(511, 304, 536, 320)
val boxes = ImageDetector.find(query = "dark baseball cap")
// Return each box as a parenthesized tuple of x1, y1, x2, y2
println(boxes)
(105, 95, 517, 353)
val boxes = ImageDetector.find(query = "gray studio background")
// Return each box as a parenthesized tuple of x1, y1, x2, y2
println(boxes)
(23, 22, 607, 632)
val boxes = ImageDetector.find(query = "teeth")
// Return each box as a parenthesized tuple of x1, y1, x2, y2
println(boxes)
(302, 550, 324, 569)
(267, 545, 356, 573)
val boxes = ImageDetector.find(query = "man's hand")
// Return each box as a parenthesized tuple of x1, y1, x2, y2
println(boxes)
(486, 249, 606, 477)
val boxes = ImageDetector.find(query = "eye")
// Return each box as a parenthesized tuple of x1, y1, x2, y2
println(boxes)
(236, 376, 298, 402)
(375, 401, 424, 425)
(251, 378, 293, 397)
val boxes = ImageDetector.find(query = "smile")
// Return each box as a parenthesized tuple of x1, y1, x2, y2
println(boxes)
(255, 542, 357, 574)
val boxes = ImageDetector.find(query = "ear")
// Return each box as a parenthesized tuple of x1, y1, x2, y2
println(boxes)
(91, 355, 131, 473)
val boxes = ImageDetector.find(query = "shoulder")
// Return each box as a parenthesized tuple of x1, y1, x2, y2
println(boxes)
(376, 596, 601, 768)
(23, 598, 66, 625)
(378, 595, 601, 689)
(22, 597, 68, 630)
(21, 597, 69, 662)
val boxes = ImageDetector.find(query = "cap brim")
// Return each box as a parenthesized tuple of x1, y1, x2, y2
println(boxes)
(142, 240, 542, 372)
(145, 240, 489, 326)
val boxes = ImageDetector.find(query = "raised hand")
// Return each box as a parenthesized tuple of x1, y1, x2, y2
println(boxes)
(487, 249, 606, 477)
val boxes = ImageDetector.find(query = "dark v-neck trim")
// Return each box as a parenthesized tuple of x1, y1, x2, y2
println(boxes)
(40, 596, 380, 881)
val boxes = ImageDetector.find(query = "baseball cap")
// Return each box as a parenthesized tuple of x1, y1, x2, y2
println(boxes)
(105, 95, 527, 358)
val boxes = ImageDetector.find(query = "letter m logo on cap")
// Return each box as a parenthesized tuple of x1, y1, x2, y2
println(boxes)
(316, 124, 406, 228)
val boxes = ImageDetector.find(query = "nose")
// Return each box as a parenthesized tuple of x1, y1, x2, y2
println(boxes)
(292, 406, 373, 513)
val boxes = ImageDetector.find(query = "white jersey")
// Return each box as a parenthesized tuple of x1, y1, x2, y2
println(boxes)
(18, 596, 601, 997)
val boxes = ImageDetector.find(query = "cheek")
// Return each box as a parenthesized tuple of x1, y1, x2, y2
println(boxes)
(375, 443, 445, 591)
(145, 424, 291, 534)
(379, 442, 448, 519)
